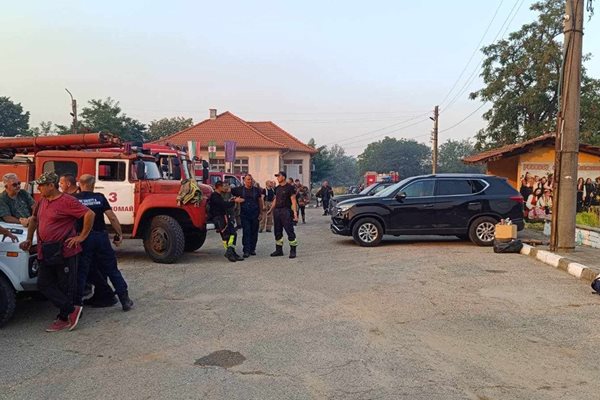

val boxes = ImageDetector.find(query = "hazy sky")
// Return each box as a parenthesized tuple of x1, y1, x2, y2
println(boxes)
(2, 0, 599, 155)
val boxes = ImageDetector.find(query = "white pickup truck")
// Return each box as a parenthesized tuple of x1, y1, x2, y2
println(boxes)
(0, 223, 38, 327)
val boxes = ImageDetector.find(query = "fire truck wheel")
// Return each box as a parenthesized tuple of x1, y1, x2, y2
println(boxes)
(184, 230, 207, 252)
(144, 215, 185, 264)
(0, 275, 17, 328)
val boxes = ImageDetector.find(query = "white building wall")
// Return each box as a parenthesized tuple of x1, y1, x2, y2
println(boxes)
(202, 150, 281, 187)
(283, 152, 312, 187)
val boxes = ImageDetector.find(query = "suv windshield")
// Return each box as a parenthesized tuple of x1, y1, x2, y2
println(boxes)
(374, 178, 413, 197)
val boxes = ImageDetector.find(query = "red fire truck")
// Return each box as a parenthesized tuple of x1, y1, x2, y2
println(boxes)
(0, 133, 212, 264)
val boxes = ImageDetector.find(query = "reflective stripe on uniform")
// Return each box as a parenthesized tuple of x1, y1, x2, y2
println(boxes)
(275, 238, 284, 246)
(289, 239, 298, 247)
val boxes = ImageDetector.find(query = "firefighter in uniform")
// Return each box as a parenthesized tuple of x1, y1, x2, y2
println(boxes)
(268, 171, 299, 258)
(208, 181, 245, 262)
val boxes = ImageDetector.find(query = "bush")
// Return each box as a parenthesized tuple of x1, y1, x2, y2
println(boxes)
(576, 211, 600, 228)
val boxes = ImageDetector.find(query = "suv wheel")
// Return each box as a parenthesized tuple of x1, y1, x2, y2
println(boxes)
(184, 230, 207, 252)
(0, 275, 16, 328)
(352, 218, 383, 247)
(469, 216, 498, 246)
(143, 215, 185, 264)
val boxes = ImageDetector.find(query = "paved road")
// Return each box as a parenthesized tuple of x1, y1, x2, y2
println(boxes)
(1, 208, 600, 400)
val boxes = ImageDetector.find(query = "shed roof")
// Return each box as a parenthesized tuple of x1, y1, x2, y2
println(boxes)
(463, 133, 600, 164)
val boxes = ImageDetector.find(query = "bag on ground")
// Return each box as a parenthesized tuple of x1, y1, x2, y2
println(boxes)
(493, 239, 523, 254)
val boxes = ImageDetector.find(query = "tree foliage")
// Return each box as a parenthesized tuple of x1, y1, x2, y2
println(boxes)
(0, 96, 30, 137)
(147, 116, 194, 141)
(29, 121, 54, 137)
(55, 98, 147, 141)
(326, 144, 359, 186)
(438, 139, 484, 173)
(470, 0, 600, 148)
(357, 137, 430, 178)
(308, 138, 334, 184)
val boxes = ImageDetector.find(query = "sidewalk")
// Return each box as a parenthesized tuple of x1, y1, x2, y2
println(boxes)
(517, 229, 600, 282)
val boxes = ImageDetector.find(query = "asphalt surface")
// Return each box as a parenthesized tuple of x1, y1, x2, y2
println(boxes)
(2, 208, 600, 400)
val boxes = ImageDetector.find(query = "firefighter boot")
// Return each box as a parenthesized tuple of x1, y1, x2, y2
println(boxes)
(225, 247, 238, 262)
(289, 245, 297, 259)
(233, 248, 245, 261)
(270, 245, 284, 257)
(118, 291, 134, 312)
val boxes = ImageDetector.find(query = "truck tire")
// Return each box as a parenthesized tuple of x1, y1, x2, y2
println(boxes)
(184, 230, 207, 252)
(352, 217, 383, 247)
(0, 275, 16, 328)
(468, 216, 498, 246)
(143, 215, 185, 264)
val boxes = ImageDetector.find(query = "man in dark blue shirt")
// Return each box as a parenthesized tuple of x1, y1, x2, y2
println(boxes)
(231, 174, 264, 258)
(75, 174, 133, 311)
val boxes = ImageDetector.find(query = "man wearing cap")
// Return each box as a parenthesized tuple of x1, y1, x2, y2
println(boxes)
(267, 171, 299, 258)
(0, 173, 34, 226)
(20, 172, 95, 332)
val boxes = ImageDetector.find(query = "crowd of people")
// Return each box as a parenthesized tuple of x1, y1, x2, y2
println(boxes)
(1, 172, 132, 333)
(519, 172, 600, 220)
(207, 171, 325, 262)
(0, 169, 339, 330)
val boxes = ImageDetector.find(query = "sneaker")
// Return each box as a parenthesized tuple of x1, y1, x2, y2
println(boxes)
(118, 292, 134, 312)
(68, 306, 83, 331)
(46, 319, 71, 332)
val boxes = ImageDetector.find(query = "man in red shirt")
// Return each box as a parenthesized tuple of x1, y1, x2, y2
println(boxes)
(20, 172, 94, 332)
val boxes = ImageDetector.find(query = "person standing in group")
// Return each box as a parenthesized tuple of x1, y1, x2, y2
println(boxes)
(19, 172, 95, 332)
(584, 178, 596, 209)
(316, 180, 334, 216)
(232, 174, 264, 258)
(0, 173, 34, 226)
(260, 180, 275, 233)
(75, 174, 133, 311)
(577, 177, 585, 212)
(268, 171, 299, 258)
(208, 181, 245, 262)
(59, 173, 79, 195)
(295, 180, 310, 224)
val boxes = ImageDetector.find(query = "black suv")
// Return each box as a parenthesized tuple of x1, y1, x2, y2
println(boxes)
(330, 174, 524, 247)
(328, 182, 394, 215)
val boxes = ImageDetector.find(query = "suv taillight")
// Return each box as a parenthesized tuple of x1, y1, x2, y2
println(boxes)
(510, 195, 524, 203)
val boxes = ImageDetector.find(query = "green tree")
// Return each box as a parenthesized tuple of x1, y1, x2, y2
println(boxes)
(470, 0, 600, 149)
(56, 98, 147, 141)
(437, 139, 484, 173)
(0, 96, 30, 137)
(147, 116, 194, 141)
(28, 121, 54, 137)
(327, 144, 359, 186)
(308, 138, 333, 184)
(357, 137, 430, 178)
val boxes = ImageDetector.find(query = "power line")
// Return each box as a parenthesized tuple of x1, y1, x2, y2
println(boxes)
(441, 0, 526, 114)
(321, 112, 431, 146)
(438, 0, 505, 107)
(439, 102, 488, 134)
(338, 118, 432, 148)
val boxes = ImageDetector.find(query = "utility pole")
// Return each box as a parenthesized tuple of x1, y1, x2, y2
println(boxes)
(65, 88, 78, 135)
(550, 0, 584, 252)
(431, 105, 439, 174)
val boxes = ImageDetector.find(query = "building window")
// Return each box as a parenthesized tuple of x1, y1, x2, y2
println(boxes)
(43, 161, 77, 178)
(209, 158, 249, 174)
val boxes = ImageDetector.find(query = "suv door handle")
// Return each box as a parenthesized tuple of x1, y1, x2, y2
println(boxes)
(423, 204, 434, 208)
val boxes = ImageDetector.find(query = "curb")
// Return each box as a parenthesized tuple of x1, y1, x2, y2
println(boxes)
(520, 244, 600, 282)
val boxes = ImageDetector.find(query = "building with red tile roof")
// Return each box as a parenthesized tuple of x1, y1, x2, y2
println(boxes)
(153, 109, 316, 186)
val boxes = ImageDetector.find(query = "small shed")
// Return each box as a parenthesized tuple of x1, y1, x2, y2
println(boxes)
(463, 133, 600, 189)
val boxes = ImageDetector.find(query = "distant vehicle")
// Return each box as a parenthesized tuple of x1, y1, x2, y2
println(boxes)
(0, 223, 38, 327)
(200, 172, 243, 189)
(329, 182, 394, 215)
(331, 174, 524, 247)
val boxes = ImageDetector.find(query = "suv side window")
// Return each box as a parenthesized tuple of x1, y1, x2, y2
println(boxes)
(371, 184, 388, 195)
(436, 179, 475, 196)
(402, 180, 435, 198)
